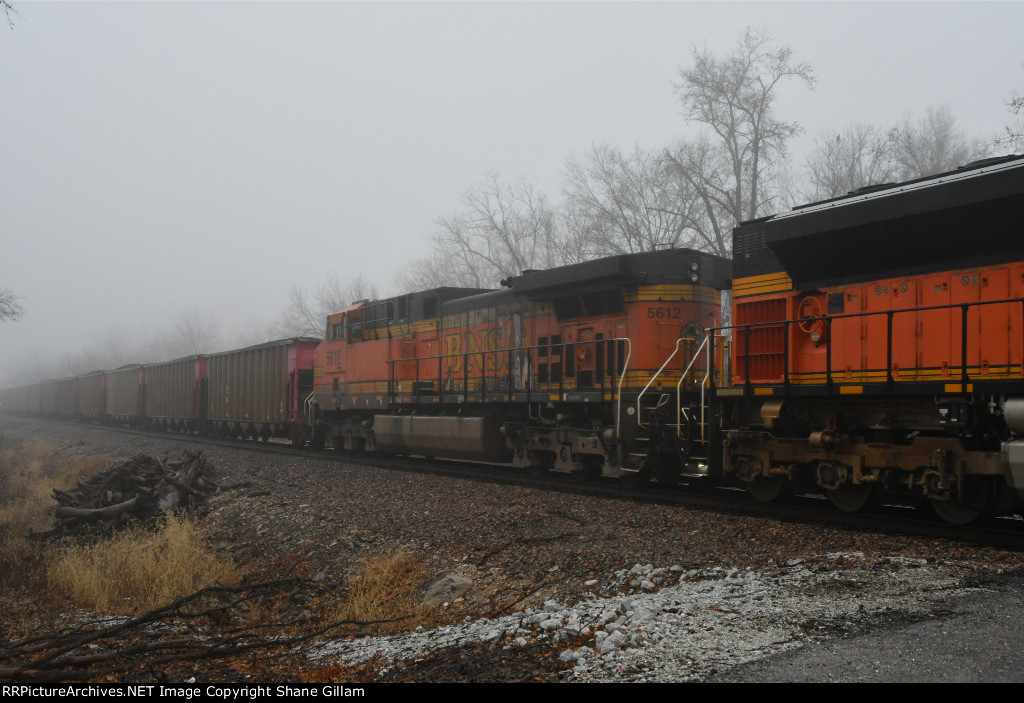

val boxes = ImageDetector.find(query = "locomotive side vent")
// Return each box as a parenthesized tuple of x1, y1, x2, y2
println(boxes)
(734, 229, 767, 256)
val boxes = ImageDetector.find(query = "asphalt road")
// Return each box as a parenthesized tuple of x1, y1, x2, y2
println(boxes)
(711, 570, 1024, 683)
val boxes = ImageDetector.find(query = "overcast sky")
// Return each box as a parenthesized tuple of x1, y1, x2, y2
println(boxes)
(2, 1, 1022, 387)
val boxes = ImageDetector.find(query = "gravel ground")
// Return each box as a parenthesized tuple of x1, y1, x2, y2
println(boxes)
(4, 417, 1024, 682)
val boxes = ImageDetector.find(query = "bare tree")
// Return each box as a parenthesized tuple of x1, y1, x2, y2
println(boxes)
(54, 327, 152, 377)
(890, 104, 988, 179)
(273, 273, 379, 338)
(664, 28, 814, 255)
(152, 305, 222, 359)
(663, 136, 737, 257)
(996, 94, 1024, 151)
(395, 252, 486, 292)
(2, 1, 17, 30)
(803, 123, 896, 200)
(0, 287, 23, 322)
(995, 68, 1024, 152)
(408, 173, 559, 288)
(561, 144, 700, 258)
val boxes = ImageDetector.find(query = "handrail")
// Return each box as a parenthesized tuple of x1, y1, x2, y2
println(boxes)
(674, 332, 711, 441)
(303, 391, 316, 421)
(614, 337, 633, 448)
(380, 337, 626, 405)
(636, 338, 684, 430)
(716, 294, 1024, 389)
(382, 336, 635, 455)
(719, 294, 1024, 333)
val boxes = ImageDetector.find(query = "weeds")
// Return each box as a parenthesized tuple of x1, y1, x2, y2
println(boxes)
(0, 439, 105, 590)
(0, 437, 237, 616)
(329, 551, 433, 634)
(47, 513, 239, 614)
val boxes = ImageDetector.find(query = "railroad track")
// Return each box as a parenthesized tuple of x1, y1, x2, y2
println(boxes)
(23, 417, 1024, 551)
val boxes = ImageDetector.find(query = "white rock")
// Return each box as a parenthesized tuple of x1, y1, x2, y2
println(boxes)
(308, 554, 971, 685)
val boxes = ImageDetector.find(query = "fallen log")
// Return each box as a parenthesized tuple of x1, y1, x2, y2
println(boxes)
(54, 497, 139, 522)
(47, 451, 217, 537)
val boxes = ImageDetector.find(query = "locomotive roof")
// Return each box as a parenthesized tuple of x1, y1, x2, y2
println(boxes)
(439, 287, 521, 315)
(501, 248, 731, 295)
(734, 153, 1024, 287)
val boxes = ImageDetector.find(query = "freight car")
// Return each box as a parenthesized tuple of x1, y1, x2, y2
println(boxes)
(143, 356, 204, 432)
(77, 371, 107, 421)
(309, 248, 731, 483)
(710, 153, 1024, 524)
(0, 339, 318, 441)
(204, 338, 318, 442)
(106, 364, 145, 427)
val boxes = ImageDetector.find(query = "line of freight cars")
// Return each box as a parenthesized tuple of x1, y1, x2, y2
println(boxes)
(0, 338, 319, 443)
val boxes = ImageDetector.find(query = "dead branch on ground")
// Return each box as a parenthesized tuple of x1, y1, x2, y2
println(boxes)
(0, 578, 398, 682)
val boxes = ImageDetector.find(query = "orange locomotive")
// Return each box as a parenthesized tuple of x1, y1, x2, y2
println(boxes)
(714, 154, 1024, 523)
(309, 249, 731, 482)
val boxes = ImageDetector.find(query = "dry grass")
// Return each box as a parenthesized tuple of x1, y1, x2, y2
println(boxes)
(0, 436, 237, 616)
(0, 439, 106, 590)
(329, 551, 433, 634)
(47, 512, 239, 614)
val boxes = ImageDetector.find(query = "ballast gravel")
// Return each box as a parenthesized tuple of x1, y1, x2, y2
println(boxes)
(311, 555, 988, 682)
(5, 418, 1024, 682)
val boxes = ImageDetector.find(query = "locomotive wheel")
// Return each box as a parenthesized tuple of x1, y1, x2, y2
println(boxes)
(928, 498, 982, 526)
(746, 476, 786, 503)
(826, 482, 873, 512)
(572, 455, 602, 482)
(928, 478, 993, 525)
(928, 477, 997, 525)
(526, 451, 554, 477)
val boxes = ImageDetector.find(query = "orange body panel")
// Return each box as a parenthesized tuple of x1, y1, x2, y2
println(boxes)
(315, 287, 723, 406)
(733, 262, 1024, 387)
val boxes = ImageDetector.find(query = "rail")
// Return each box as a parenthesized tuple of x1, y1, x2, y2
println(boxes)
(718, 294, 1024, 393)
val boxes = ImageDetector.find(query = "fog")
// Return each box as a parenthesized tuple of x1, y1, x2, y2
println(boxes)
(2, 1, 1022, 388)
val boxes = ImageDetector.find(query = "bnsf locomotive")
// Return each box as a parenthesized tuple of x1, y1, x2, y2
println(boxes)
(717, 153, 1024, 524)
(4, 154, 1024, 525)
(309, 248, 730, 484)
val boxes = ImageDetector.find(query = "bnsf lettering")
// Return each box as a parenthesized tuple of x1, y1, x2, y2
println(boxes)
(443, 328, 509, 374)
